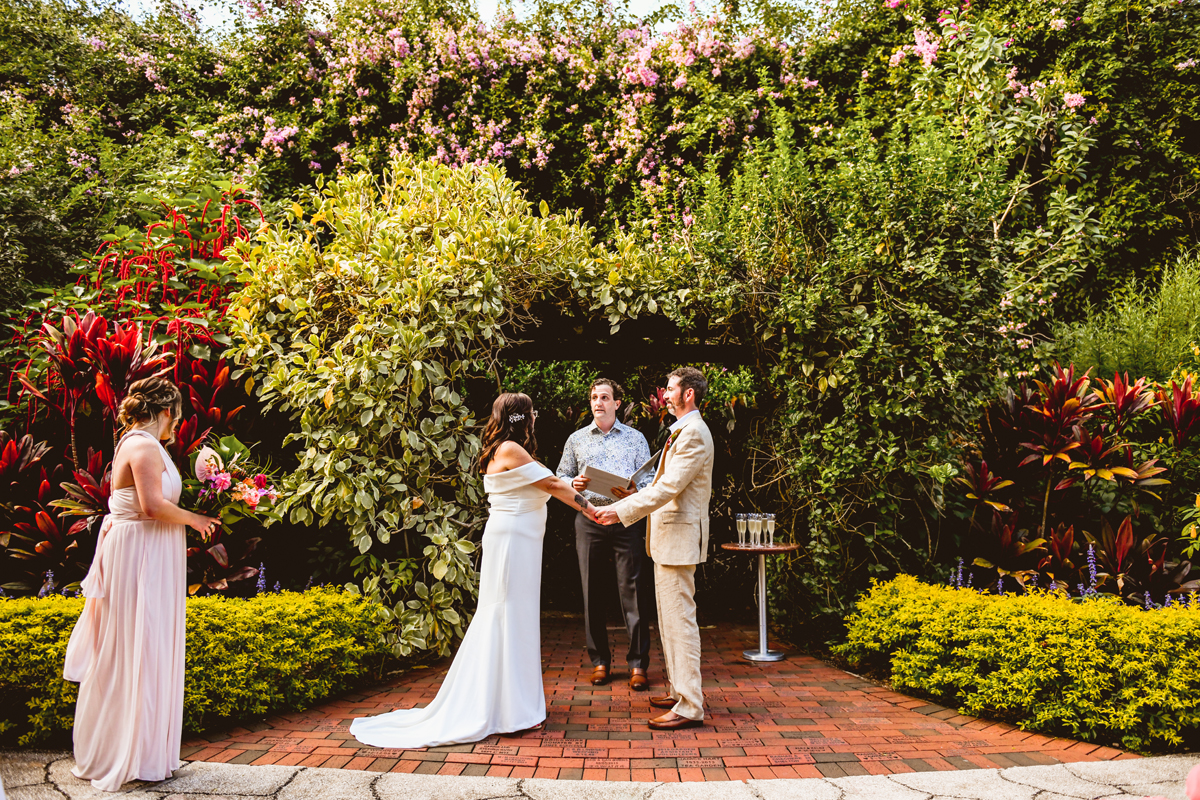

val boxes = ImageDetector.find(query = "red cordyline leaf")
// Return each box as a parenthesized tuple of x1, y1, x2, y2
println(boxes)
(0, 432, 51, 487)
(1020, 363, 1101, 468)
(1157, 375, 1200, 450)
(1092, 372, 1157, 432)
(90, 320, 173, 418)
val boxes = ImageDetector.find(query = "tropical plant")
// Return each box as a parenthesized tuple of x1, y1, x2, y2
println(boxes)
(227, 154, 682, 656)
(954, 362, 1199, 602)
(0, 186, 261, 595)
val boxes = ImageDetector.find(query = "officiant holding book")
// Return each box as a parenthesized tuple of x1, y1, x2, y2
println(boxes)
(556, 378, 655, 691)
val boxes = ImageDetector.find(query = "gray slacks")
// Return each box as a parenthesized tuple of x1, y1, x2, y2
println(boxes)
(575, 511, 651, 670)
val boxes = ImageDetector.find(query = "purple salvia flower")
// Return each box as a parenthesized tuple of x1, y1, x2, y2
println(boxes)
(1144, 593, 1153, 610)
(955, 557, 964, 588)
(996, 576, 1004, 596)
(1165, 594, 1173, 608)
(256, 563, 267, 594)
(305, 575, 314, 591)
(38, 570, 56, 599)
(1086, 544, 1098, 592)
(273, 581, 281, 593)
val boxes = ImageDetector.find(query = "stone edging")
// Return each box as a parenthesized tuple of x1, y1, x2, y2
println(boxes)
(1, 752, 1196, 800)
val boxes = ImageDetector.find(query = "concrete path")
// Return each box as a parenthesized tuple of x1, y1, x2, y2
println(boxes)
(3, 751, 1197, 800)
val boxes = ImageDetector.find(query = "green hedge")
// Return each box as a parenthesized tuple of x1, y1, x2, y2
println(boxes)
(0, 588, 393, 746)
(834, 575, 1200, 752)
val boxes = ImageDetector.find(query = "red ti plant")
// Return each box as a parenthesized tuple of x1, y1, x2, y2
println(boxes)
(181, 356, 245, 434)
(1084, 515, 1168, 596)
(1157, 375, 1200, 451)
(955, 460, 1013, 533)
(21, 312, 109, 468)
(1092, 372, 1158, 435)
(1020, 363, 1102, 536)
(1038, 523, 1081, 588)
(1, 478, 89, 592)
(50, 447, 112, 536)
(971, 512, 1047, 589)
(0, 432, 51, 503)
(92, 320, 173, 438)
(1020, 363, 1100, 469)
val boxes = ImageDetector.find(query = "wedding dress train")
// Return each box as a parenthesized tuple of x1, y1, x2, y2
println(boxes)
(350, 461, 553, 748)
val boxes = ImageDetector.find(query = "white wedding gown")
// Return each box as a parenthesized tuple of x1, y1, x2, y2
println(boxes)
(350, 461, 553, 748)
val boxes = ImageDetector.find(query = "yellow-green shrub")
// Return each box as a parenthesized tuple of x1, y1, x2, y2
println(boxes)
(0, 588, 393, 746)
(835, 575, 1200, 752)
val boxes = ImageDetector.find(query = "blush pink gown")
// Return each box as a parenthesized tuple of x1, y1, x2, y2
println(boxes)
(64, 429, 187, 792)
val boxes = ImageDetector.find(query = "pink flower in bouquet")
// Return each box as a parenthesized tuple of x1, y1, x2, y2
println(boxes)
(254, 474, 268, 490)
(209, 472, 232, 492)
(233, 479, 261, 509)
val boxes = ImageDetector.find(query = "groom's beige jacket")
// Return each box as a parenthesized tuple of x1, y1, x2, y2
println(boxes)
(612, 414, 715, 566)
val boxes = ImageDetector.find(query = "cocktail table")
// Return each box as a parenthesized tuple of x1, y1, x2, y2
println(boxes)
(720, 542, 802, 662)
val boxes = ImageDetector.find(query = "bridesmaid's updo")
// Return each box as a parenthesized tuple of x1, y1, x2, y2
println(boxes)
(118, 377, 183, 432)
(477, 392, 537, 471)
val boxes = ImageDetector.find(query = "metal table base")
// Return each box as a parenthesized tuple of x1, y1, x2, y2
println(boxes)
(743, 552, 785, 662)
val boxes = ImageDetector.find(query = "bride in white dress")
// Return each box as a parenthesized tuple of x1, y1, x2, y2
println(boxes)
(351, 392, 599, 749)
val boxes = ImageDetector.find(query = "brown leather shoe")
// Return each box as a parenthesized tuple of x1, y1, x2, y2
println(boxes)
(590, 665, 610, 686)
(647, 711, 703, 730)
(630, 668, 649, 691)
(648, 694, 676, 709)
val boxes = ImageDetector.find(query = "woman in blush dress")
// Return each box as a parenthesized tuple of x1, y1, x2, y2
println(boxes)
(64, 377, 221, 792)
(351, 392, 598, 748)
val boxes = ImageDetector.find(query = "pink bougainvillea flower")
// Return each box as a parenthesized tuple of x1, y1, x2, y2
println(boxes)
(209, 472, 232, 492)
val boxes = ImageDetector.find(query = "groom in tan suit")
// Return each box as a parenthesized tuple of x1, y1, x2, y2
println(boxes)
(595, 366, 714, 730)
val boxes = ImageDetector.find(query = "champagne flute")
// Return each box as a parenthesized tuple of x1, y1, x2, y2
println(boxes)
(765, 513, 776, 546)
(749, 513, 762, 547)
(736, 513, 748, 546)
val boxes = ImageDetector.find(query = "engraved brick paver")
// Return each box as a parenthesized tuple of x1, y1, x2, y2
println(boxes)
(182, 615, 1134, 781)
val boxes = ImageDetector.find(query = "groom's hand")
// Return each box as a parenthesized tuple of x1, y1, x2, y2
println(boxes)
(611, 482, 636, 499)
(595, 508, 621, 526)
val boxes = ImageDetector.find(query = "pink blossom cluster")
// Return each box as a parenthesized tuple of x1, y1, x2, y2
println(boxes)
(1063, 92, 1085, 109)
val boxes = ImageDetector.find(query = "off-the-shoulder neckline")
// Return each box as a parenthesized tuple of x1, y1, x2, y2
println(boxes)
(483, 461, 549, 477)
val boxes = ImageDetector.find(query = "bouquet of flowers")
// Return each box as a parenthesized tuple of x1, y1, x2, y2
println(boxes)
(181, 435, 281, 594)
(187, 435, 280, 527)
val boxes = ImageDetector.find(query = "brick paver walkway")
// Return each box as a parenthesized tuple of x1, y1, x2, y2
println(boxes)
(182, 615, 1134, 782)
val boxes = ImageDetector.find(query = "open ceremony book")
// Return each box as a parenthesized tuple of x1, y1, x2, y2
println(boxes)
(581, 450, 662, 501)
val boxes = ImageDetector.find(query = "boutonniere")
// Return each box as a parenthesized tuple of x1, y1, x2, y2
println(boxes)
(664, 432, 678, 452)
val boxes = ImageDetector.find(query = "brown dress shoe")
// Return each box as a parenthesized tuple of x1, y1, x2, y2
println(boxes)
(630, 668, 649, 691)
(647, 711, 703, 730)
(590, 665, 610, 686)
(648, 695, 676, 709)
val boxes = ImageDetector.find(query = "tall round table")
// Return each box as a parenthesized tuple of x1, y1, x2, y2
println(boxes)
(720, 542, 802, 662)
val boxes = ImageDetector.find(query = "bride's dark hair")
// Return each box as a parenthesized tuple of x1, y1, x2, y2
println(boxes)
(477, 393, 536, 471)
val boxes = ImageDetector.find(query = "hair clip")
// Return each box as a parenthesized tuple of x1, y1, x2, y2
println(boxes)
(508, 413, 526, 423)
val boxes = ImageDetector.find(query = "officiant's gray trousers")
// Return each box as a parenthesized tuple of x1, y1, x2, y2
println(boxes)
(575, 512, 651, 670)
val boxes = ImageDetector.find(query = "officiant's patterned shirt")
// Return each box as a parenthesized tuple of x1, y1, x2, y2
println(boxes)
(556, 419, 654, 507)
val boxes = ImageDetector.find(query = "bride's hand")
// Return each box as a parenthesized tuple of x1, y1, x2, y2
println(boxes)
(190, 513, 222, 541)
(582, 502, 599, 522)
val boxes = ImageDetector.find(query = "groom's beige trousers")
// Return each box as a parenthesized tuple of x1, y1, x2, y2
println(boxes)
(654, 562, 703, 721)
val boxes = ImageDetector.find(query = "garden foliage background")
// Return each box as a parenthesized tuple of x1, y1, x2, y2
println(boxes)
(1, 0, 1199, 667)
